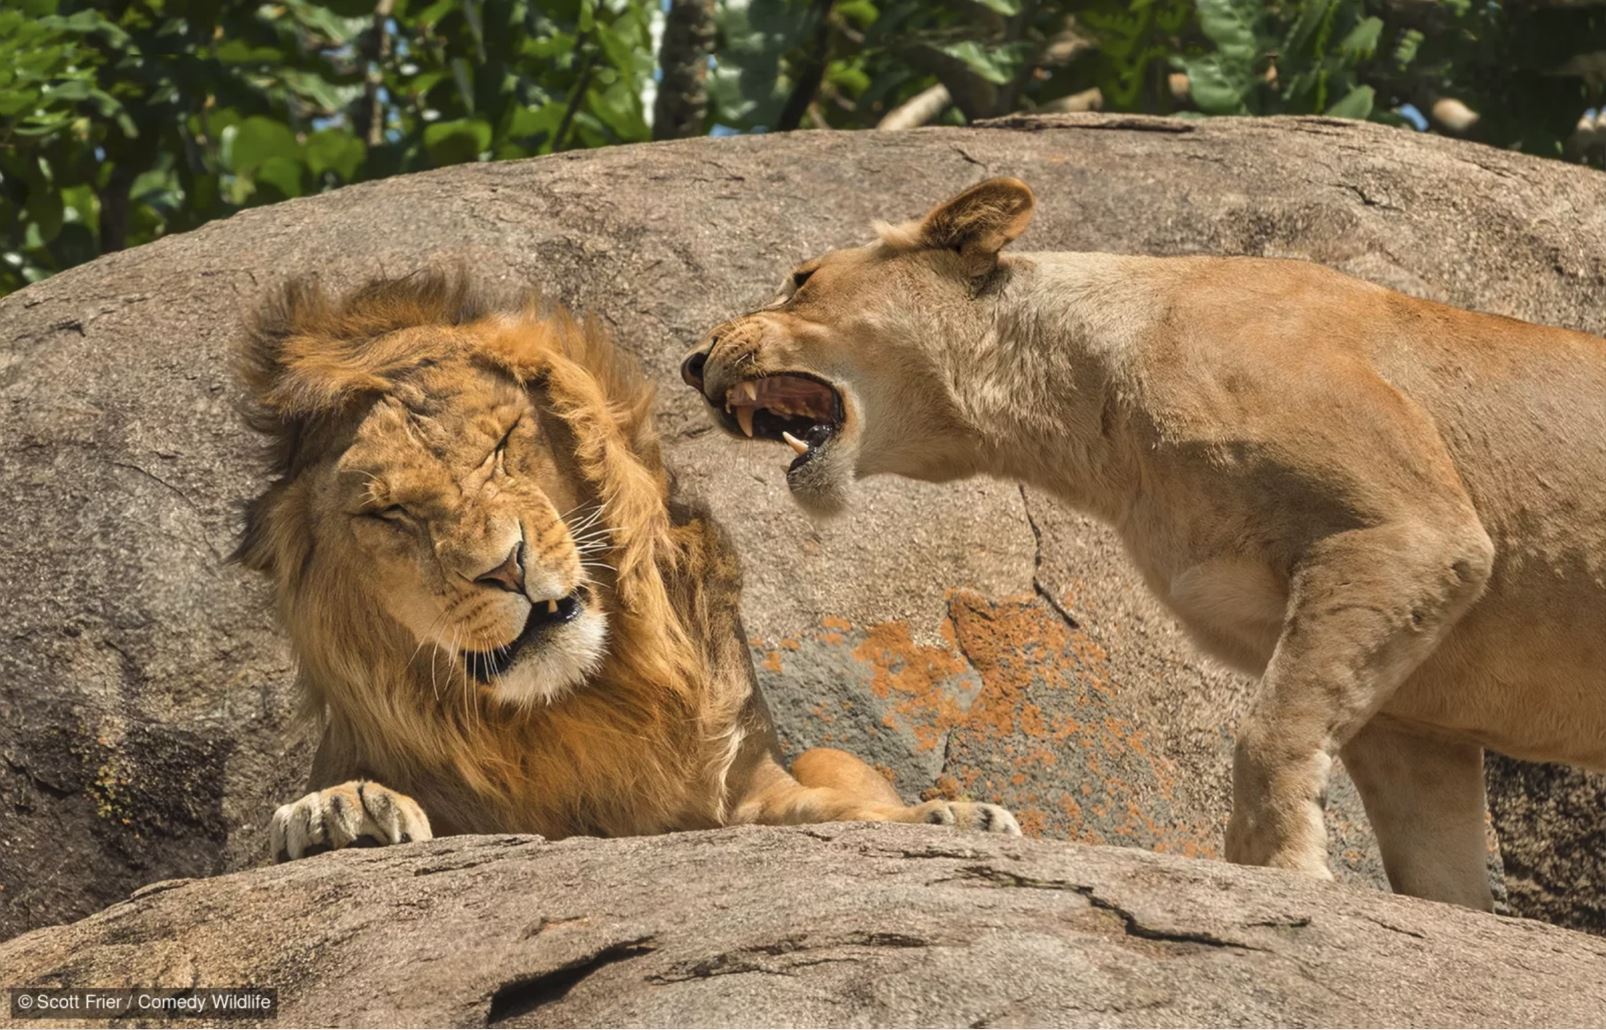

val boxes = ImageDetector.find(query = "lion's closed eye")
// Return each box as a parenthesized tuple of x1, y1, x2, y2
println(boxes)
(364, 504, 413, 528)
(491, 418, 520, 475)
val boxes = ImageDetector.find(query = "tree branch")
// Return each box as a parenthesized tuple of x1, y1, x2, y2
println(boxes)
(355, 0, 395, 148)
(775, 0, 835, 132)
(553, 38, 598, 152)
(877, 83, 951, 130)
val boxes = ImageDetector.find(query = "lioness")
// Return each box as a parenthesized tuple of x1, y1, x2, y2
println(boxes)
(236, 270, 1017, 860)
(681, 178, 1606, 910)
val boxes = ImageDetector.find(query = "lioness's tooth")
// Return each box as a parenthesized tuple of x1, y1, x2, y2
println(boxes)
(739, 381, 758, 403)
(735, 406, 755, 438)
(782, 431, 809, 456)
(546, 599, 558, 614)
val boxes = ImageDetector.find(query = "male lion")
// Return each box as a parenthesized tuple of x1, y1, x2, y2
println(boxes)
(236, 270, 1017, 860)
(681, 178, 1606, 910)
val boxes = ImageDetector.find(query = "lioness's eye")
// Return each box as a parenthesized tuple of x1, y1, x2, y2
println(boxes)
(766, 268, 813, 309)
(367, 504, 411, 524)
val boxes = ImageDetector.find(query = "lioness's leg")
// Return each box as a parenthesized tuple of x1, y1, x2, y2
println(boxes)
(269, 780, 433, 862)
(735, 749, 1020, 834)
(1226, 519, 1493, 876)
(1341, 720, 1494, 910)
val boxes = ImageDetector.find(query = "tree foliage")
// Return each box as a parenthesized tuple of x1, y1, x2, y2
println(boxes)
(0, 0, 654, 294)
(3, 0, 1602, 297)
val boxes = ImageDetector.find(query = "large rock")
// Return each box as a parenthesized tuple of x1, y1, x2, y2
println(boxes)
(1486, 756, 1606, 935)
(3, 113, 1603, 940)
(3, 825, 1604, 1028)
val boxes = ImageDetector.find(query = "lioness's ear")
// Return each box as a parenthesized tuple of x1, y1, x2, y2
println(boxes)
(918, 177, 1035, 274)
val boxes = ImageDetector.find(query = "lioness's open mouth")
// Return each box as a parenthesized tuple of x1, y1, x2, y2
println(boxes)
(463, 592, 582, 682)
(721, 372, 843, 472)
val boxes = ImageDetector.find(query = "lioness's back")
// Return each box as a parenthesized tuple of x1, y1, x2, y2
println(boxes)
(1123, 253, 1606, 763)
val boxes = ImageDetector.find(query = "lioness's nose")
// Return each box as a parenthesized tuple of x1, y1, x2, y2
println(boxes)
(475, 542, 525, 594)
(680, 346, 709, 391)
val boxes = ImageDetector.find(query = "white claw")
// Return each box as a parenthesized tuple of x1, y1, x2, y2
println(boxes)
(782, 431, 809, 456)
(735, 406, 755, 438)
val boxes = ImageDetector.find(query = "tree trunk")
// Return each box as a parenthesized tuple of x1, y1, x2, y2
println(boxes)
(96, 166, 133, 253)
(652, 0, 716, 140)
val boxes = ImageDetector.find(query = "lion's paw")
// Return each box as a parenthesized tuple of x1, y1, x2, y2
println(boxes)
(914, 799, 1022, 836)
(269, 780, 432, 863)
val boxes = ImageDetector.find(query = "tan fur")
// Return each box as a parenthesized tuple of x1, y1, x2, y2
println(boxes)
(685, 178, 1606, 910)
(239, 270, 1019, 858)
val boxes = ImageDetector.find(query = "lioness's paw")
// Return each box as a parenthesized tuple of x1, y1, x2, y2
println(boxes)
(914, 800, 1022, 836)
(269, 780, 432, 863)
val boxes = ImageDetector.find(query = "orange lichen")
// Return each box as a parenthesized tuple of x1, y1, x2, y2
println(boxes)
(750, 590, 1221, 855)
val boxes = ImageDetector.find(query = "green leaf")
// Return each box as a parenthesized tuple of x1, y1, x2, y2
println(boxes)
(224, 116, 299, 173)
(1180, 53, 1253, 114)
(1196, 0, 1259, 58)
(1283, 0, 1336, 57)
(422, 117, 491, 166)
(42, 79, 93, 102)
(0, 88, 40, 117)
(508, 101, 562, 142)
(304, 128, 366, 180)
(1393, 28, 1423, 69)
(252, 155, 305, 198)
(1325, 84, 1373, 119)
(826, 62, 871, 96)
(1337, 16, 1382, 61)
(214, 39, 286, 65)
(835, 0, 878, 28)
(936, 40, 1014, 85)
(26, 188, 64, 245)
(588, 78, 646, 141)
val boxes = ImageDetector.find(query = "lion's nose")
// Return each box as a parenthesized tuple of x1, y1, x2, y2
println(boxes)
(680, 346, 709, 391)
(475, 541, 526, 594)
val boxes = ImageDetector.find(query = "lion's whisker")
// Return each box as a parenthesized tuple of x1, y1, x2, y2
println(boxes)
(566, 504, 607, 535)
(408, 607, 454, 670)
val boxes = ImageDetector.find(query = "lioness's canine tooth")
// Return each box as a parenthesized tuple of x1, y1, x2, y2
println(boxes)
(739, 381, 758, 403)
(735, 406, 755, 438)
(782, 431, 809, 456)
(546, 599, 558, 614)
